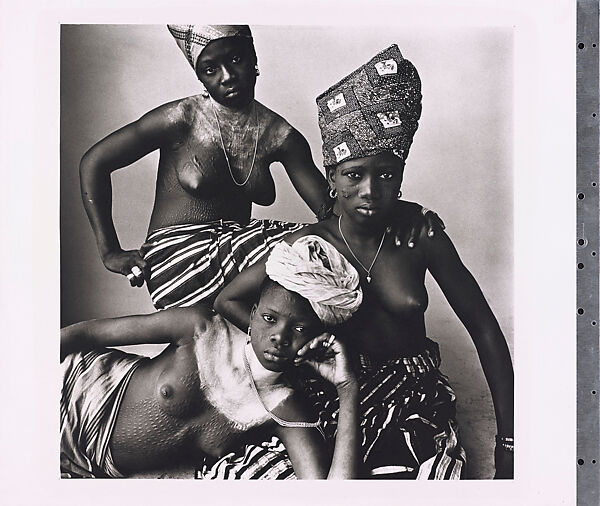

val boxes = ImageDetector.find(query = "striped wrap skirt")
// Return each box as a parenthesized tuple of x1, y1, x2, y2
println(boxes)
(141, 220, 304, 309)
(60, 349, 145, 478)
(199, 338, 466, 479)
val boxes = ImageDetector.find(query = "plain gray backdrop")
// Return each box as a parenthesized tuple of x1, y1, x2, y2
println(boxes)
(60, 24, 513, 479)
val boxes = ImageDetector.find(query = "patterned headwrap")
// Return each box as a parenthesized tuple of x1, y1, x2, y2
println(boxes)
(167, 24, 254, 71)
(265, 236, 363, 327)
(316, 44, 422, 168)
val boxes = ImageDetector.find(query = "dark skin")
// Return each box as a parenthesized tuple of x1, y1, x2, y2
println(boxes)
(215, 151, 514, 479)
(61, 289, 359, 479)
(79, 36, 442, 289)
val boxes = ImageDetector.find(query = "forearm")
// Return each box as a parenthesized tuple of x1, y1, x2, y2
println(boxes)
(80, 153, 121, 259)
(474, 329, 514, 436)
(296, 177, 329, 217)
(60, 321, 93, 361)
(213, 297, 252, 332)
(327, 381, 360, 479)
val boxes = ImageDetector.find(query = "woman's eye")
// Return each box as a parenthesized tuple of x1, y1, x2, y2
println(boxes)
(346, 172, 361, 180)
(262, 314, 275, 323)
(294, 326, 305, 333)
(203, 67, 216, 75)
(380, 172, 394, 179)
(231, 55, 242, 63)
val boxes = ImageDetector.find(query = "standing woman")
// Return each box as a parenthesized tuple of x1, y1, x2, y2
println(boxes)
(215, 44, 514, 479)
(79, 25, 441, 309)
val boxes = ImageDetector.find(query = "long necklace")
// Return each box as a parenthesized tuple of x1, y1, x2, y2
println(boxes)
(242, 343, 324, 437)
(210, 98, 259, 187)
(338, 214, 388, 283)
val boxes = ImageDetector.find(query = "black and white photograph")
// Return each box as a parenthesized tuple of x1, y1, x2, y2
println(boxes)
(59, 23, 513, 480)
(1, 0, 577, 505)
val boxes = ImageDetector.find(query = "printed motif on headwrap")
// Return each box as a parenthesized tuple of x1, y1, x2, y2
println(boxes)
(167, 25, 254, 71)
(265, 236, 363, 326)
(316, 44, 422, 167)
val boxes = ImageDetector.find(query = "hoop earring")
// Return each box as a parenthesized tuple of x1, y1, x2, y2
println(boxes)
(255, 65, 260, 76)
(329, 188, 338, 199)
(397, 189, 403, 200)
(247, 325, 252, 344)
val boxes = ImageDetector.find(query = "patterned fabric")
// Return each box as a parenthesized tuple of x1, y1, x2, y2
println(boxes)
(141, 220, 304, 309)
(167, 24, 253, 71)
(198, 436, 296, 480)
(201, 339, 466, 479)
(60, 349, 145, 478)
(265, 235, 363, 326)
(316, 44, 422, 167)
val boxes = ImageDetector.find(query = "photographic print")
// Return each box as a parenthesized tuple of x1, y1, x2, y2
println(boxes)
(1, 1, 577, 505)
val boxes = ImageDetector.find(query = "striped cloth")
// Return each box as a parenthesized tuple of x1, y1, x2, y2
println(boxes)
(60, 349, 145, 478)
(141, 220, 305, 309)
(198, 437, 297, 480)
(198, 338, 466, 479)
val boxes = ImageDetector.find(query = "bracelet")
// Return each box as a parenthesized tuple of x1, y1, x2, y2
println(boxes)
(495, 435, 514, 453)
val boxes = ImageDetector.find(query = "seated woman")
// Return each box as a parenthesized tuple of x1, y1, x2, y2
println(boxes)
(60, 236, 361, 479)
(79, 24, 441, 309)
(215, 44, 514, 479)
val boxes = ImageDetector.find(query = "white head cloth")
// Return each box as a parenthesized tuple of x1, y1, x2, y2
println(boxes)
(167, 24, 253, 71)
(265, 235, 363, 326)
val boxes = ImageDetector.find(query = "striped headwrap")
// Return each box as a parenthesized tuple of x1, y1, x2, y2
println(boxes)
(265, 235, 363, 326)
(316, 44, 422, 168)
(167, 24, 254, 72)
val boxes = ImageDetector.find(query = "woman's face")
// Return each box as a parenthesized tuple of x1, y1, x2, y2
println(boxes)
(250, 282, 323, 372)
(196, 37, 257, 109)
(329, 151, 404, 225)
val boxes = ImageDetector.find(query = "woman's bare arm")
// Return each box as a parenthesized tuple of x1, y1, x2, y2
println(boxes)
(214, 227, 311, 329)
(277, 128, 330, 218)
(276, 337, 360, 479)
(60, 306, 213, 361)
(79, 102, 186, 284)
(424, 229, 514, 477)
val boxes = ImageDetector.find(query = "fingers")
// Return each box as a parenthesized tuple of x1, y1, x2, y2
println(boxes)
(407, 226, 417, 249)
(295, 333, 336, 364)
(123, 252, 149, 288)
(424, 210, 446, 237)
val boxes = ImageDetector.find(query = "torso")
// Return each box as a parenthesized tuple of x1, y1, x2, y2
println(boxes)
(109, 314, 293, 475)
(148, 96, 294, 233)
(294, 222, 430, 361)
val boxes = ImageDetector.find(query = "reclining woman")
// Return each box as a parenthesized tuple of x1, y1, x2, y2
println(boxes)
(215, 45, 514, 479)
(61, 235, 362, 479)
(79, 25, 441, 309)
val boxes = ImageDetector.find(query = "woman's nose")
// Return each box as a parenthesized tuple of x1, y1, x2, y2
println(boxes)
(358, 176, 379, 199)
(220, 64, 236, 84)
(270, 329, 291, 347)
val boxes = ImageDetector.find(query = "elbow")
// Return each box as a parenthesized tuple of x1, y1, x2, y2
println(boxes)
(213, 293, 227, 316)
(79, 148, 95, 179)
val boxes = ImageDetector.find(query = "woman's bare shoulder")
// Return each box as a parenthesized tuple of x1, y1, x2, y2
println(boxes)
(255, 100, 294, 133)
(283, 220, 336, 245)
(143, 95, 208, 128)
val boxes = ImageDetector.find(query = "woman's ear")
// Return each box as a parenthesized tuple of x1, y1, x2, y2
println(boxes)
(326, 167, 336, 186)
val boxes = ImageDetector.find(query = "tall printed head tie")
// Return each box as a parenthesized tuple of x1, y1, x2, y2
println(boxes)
(316, 44, 422, 167)
(167, 24, 254, 72)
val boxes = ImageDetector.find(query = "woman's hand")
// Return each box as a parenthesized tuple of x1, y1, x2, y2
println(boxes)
(102, 249, 150, 287)
(295, 333, 355, 388)
(494, 444, 514, 479)
(392, 200, 445, 248)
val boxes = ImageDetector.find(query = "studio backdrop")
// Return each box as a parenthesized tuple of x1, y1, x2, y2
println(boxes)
(60, 24, 513, 479)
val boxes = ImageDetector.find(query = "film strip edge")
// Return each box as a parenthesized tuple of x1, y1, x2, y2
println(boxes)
(577, 1, 600, 505)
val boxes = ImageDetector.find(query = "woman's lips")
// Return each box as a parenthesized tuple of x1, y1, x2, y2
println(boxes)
(356, 206, 380, 216)
(263, 350, 287, 363)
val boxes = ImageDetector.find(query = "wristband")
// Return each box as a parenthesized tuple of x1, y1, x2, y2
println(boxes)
(495, 435, 514, 453)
